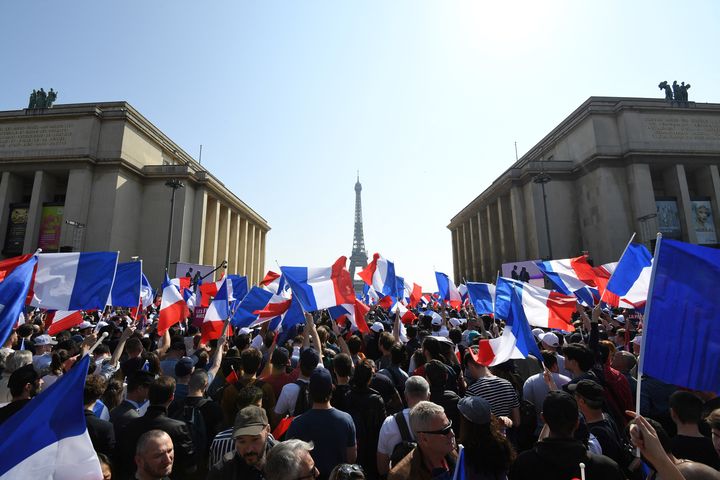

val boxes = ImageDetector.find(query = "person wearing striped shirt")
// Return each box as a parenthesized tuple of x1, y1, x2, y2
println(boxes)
(464, 349, 521, 427)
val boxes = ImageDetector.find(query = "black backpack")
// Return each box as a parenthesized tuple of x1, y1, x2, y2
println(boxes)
(390, 411, 417, 467)
(293, 380, 311, 416)
(173, 398, 209, 461)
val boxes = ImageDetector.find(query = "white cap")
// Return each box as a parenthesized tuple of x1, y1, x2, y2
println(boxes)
(238, 327, 252, 335)
(34, 334, 57, 346)
(431, 314, 442, 326)
(449, 318, 461, 328)
(77, 320, 93, 330)
(632, 335, 642, 345)
(539, 332, 560, 348)
(532, 328, 544, 339)
(615, 315, 625, 324)
(370, 322, 385, 333)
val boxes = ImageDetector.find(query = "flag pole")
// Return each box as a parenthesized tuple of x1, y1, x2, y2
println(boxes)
(600, 232, 636, 303)
(85, 332, 109, 357)
(452, 444, 464, 480)
(634, 232, 662, 456)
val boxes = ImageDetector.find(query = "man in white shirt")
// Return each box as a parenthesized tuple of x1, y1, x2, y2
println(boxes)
(274, 348, 319, 417)
(523, 350, 571, 432)
(376, 375, 430, 477)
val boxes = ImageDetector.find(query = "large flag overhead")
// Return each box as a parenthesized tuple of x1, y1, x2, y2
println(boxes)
(201, 277, 232, 344)
(358, 253, 397, 298)
(47, 310, 84, 336)
(259, 271, 286, 295)
(435, 271, 462, 309)
(158, 274, 188, 336)
(602, 243, 652, 310)
(642, 239, 720, 392)
(475, 282, 542, 367)
(140, 273, 154, 308)
(30, 252, 119, 311)
(495, 277, 575, 331)
(0, 355, 102, 479)
(108, 261, 142, 307)
(281, 256, 355, 312)
(466, 282, 496, 315)
(0, 255, 37, 348)
(536, 255, 599, 305)
(233, 286, 274, 328)
(328, 298, 371, 333)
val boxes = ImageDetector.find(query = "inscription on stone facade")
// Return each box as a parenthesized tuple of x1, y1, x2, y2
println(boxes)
(0, 123, 72, 148)
(645, 117, 720, 141)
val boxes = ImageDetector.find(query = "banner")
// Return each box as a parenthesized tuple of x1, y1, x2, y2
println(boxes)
(691, 199, 717, 245)
(37, 204, 64, 252)
(655, 198, 682, 239)
(3, 205, 28, 256)
(501, 260, 545, 287)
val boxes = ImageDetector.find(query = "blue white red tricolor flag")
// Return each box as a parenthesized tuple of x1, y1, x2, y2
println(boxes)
(260, 271, 287, 295)
(601, 243, 652, 310)
(495, 277, 575, 331)
(108, 261, 142, 307)
(0, 355, 102, 479)
(328, 298, 371, 334)
(435, 271, 462, 309)
(466, 282, 495, 315)
(201, 277, 233, 343)
(358, 253, 398, 298)
(233, 286, 274, 328)
(536, 255, 600, 305)
(47, 310, 85, 336)
(281, 256, 356, 312)
(0, 255, 37, 348)
(158, 273, 189, 336)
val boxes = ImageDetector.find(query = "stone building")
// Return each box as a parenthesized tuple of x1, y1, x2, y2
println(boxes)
(448, 96, 720, 284)
(0, 101, 269, 286)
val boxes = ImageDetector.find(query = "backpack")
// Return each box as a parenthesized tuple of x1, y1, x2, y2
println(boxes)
(389, 411, 417, 467)
(174, 398, 209, 462)
(516, 399, 539, 451)
(293, 380, 311, 416)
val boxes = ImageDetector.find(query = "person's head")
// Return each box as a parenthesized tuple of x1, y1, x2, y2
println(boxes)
(410, 401, 455, 458)
(5, 350, 32, 374)
(125, 337, 144, 357)
(669, 391, 703, 426)
(241, 347, 263, 378)
(676, 461, 720, 480)
(457, 396, 516, 472)
(463, 346, 487, 379)
(148, 376, 175, 407)
(135, 430, 174, 479)
(611, 350, 637, 374)
(271, 347, 290, 372)
(265, 440, 317, 480)
(562, 343, 594, 374)
(379, 332, 394, 354)
(403, 375, 430, 407)
(614, 328, 626, 346)
(597, 341, 616, 365)
(103, 378, 125, 410)
(540, 350, 558, 372)
(346, 336, 362, 356)
(188, 370, 209, 395)
(389, 342, 405, 367)
(126, 370, 154, 400)
(568, 379, 604, 413)
(97, 452, 112, 480)
(233, 406, 271, 467)
(309, 368, 334, 404)
(237, 385, 264, 410)
(299, 348, 320, 377)
(93, 343, 110, 359)
(706, 408, 720, 456)
(83, 375, 108, 408)
(424, 359, 448, 389)
(8, 364, 41, 399)
(351, 359, 374, 388)
(539, 332, 560, 351)
(328, 464, 365, 480)
(174, 356, 195, 380)
(33, 334, 57, 354)
(541, 391, 579, 438)
(422, 336, 442, 362)
(333, 353, 353, 379)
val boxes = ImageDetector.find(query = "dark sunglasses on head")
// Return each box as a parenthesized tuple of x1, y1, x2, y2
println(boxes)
(418, 420, 453, 436)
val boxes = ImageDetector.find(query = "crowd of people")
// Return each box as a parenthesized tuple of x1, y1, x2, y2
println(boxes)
(0, 299, 718, 480)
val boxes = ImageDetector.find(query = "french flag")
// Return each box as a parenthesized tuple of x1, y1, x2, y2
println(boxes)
(183, 288, 197, 310)
(0, 355, 103, 479)
(260, 271, 286, 295)
(358, 253, 397, 298)
(140, 273, 154, 308)
(475, 282, 543, 367)
(0, 255, 37, 348)
(601, 243, 652, 309)
(233, 286, 274, 328)
(435, 271, 462, 309)
(536, 255, 600, 306)
(362, 284, 380, 305)
(328, 298, 371, 333)
(158, 274, 189, 336)
(280, 256, 356, 312)
(199, 274, 225, 307)
(201, 277, 232, 344)
(30, 252, 119, 311)
(495, 277, 576, 331)
(268, 295, 306, 340)
(391, 300, 417, 324)
(108, 261, 142, 307)
(253, 294, 293, 324)
(409, 282, 423, 308)
(47, 310, 85, 336)
(466, 282, 495, 315)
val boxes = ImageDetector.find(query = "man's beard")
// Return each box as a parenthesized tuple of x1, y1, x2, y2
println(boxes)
(243, 449, 264, 465)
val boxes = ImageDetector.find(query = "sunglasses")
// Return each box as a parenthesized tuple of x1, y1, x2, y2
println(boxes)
(419, 421, 453, 436)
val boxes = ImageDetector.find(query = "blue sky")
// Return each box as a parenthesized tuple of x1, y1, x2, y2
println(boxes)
(2, 1, 719, 289)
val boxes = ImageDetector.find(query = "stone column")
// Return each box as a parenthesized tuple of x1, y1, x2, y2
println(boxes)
(190, 188, 207, 264)
(694, 165, 720, 242)
(58, 168, 93, 251)
(461, 222, 471, 282)
(486, 205, 498, 279)
(625, 163, 657, 246)
(259, 230, 267, 282)
(228, 212, 239, 274)
(479, 210, 490, 281)
(456, 223, 466, 283)
(497, 195, 516, 264)
(255, 227, 264, 284)
(0, 172, 25, 252)
(451, 228, 460, 284)
(664, 165, 697, 244)
(24, 171, 57, 253)
(238, 216, 248, 275)
(217, 205, 230, 268)
(510, 186, 527, 261)
(468, 216, 479, 281)
(202, 198, 219, 267)
(246, 223, 256, 284)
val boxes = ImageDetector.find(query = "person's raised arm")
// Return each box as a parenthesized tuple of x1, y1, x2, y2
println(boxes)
(109, 325, 136, 367)
(331, 320, 351, 357)
(156, 328, 171, 358)
(207, 335, 226, 380)
(259, 333, 278, 379)
(392, 308, 400, 342)
(305, 312, 322, 355)
(627, 412, 685, 480)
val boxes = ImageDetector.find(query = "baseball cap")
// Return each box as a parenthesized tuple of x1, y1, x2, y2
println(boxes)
(631, 335, 642, 345)
(567, 379, 604, 403)
(539, 332, 559, 348)
(238, 327, 252, 336)
(458, 395, 491, 425)
(449, 318, 461, 328)
(8, 364, 39, 391)
(431, 315, 442, 326)
(299, 348, 320, 372)
(233, 406, 269, 438)
(271, 347, 290, 368)
(614, 315, 625, 324)
(309, 367, 333, 399)
(466, 330, 481, 344)
(370, 322, 384, 333)
(34, 334, 57, 346)
(532, 328, 544, 339)
(175, 356, 196, 377)
(77, 320, 93, 330)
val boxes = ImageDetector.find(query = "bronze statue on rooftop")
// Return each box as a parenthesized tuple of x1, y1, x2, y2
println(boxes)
(658, 80, 690, 105)
(27, 88, 58, 109)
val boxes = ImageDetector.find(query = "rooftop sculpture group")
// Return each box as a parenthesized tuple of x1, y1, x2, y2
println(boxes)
(27, 88, 58, 109)
(658, 80, 691, 105)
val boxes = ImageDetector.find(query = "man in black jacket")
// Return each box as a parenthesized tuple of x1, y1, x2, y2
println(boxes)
(117, 375, 195, 479)
(110, 370, 153, 436)
(207, 405, 275, 480)
(83, 374, 115, 456)
(509, 391, 624, 480)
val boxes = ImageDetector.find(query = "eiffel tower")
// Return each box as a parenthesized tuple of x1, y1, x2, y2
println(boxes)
(349, 172, 368, 295)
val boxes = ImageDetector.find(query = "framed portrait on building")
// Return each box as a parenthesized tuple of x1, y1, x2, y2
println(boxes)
(691, 199, 717, 245)
(3, 204, 28, 256)
(655, 198, 682, 239)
